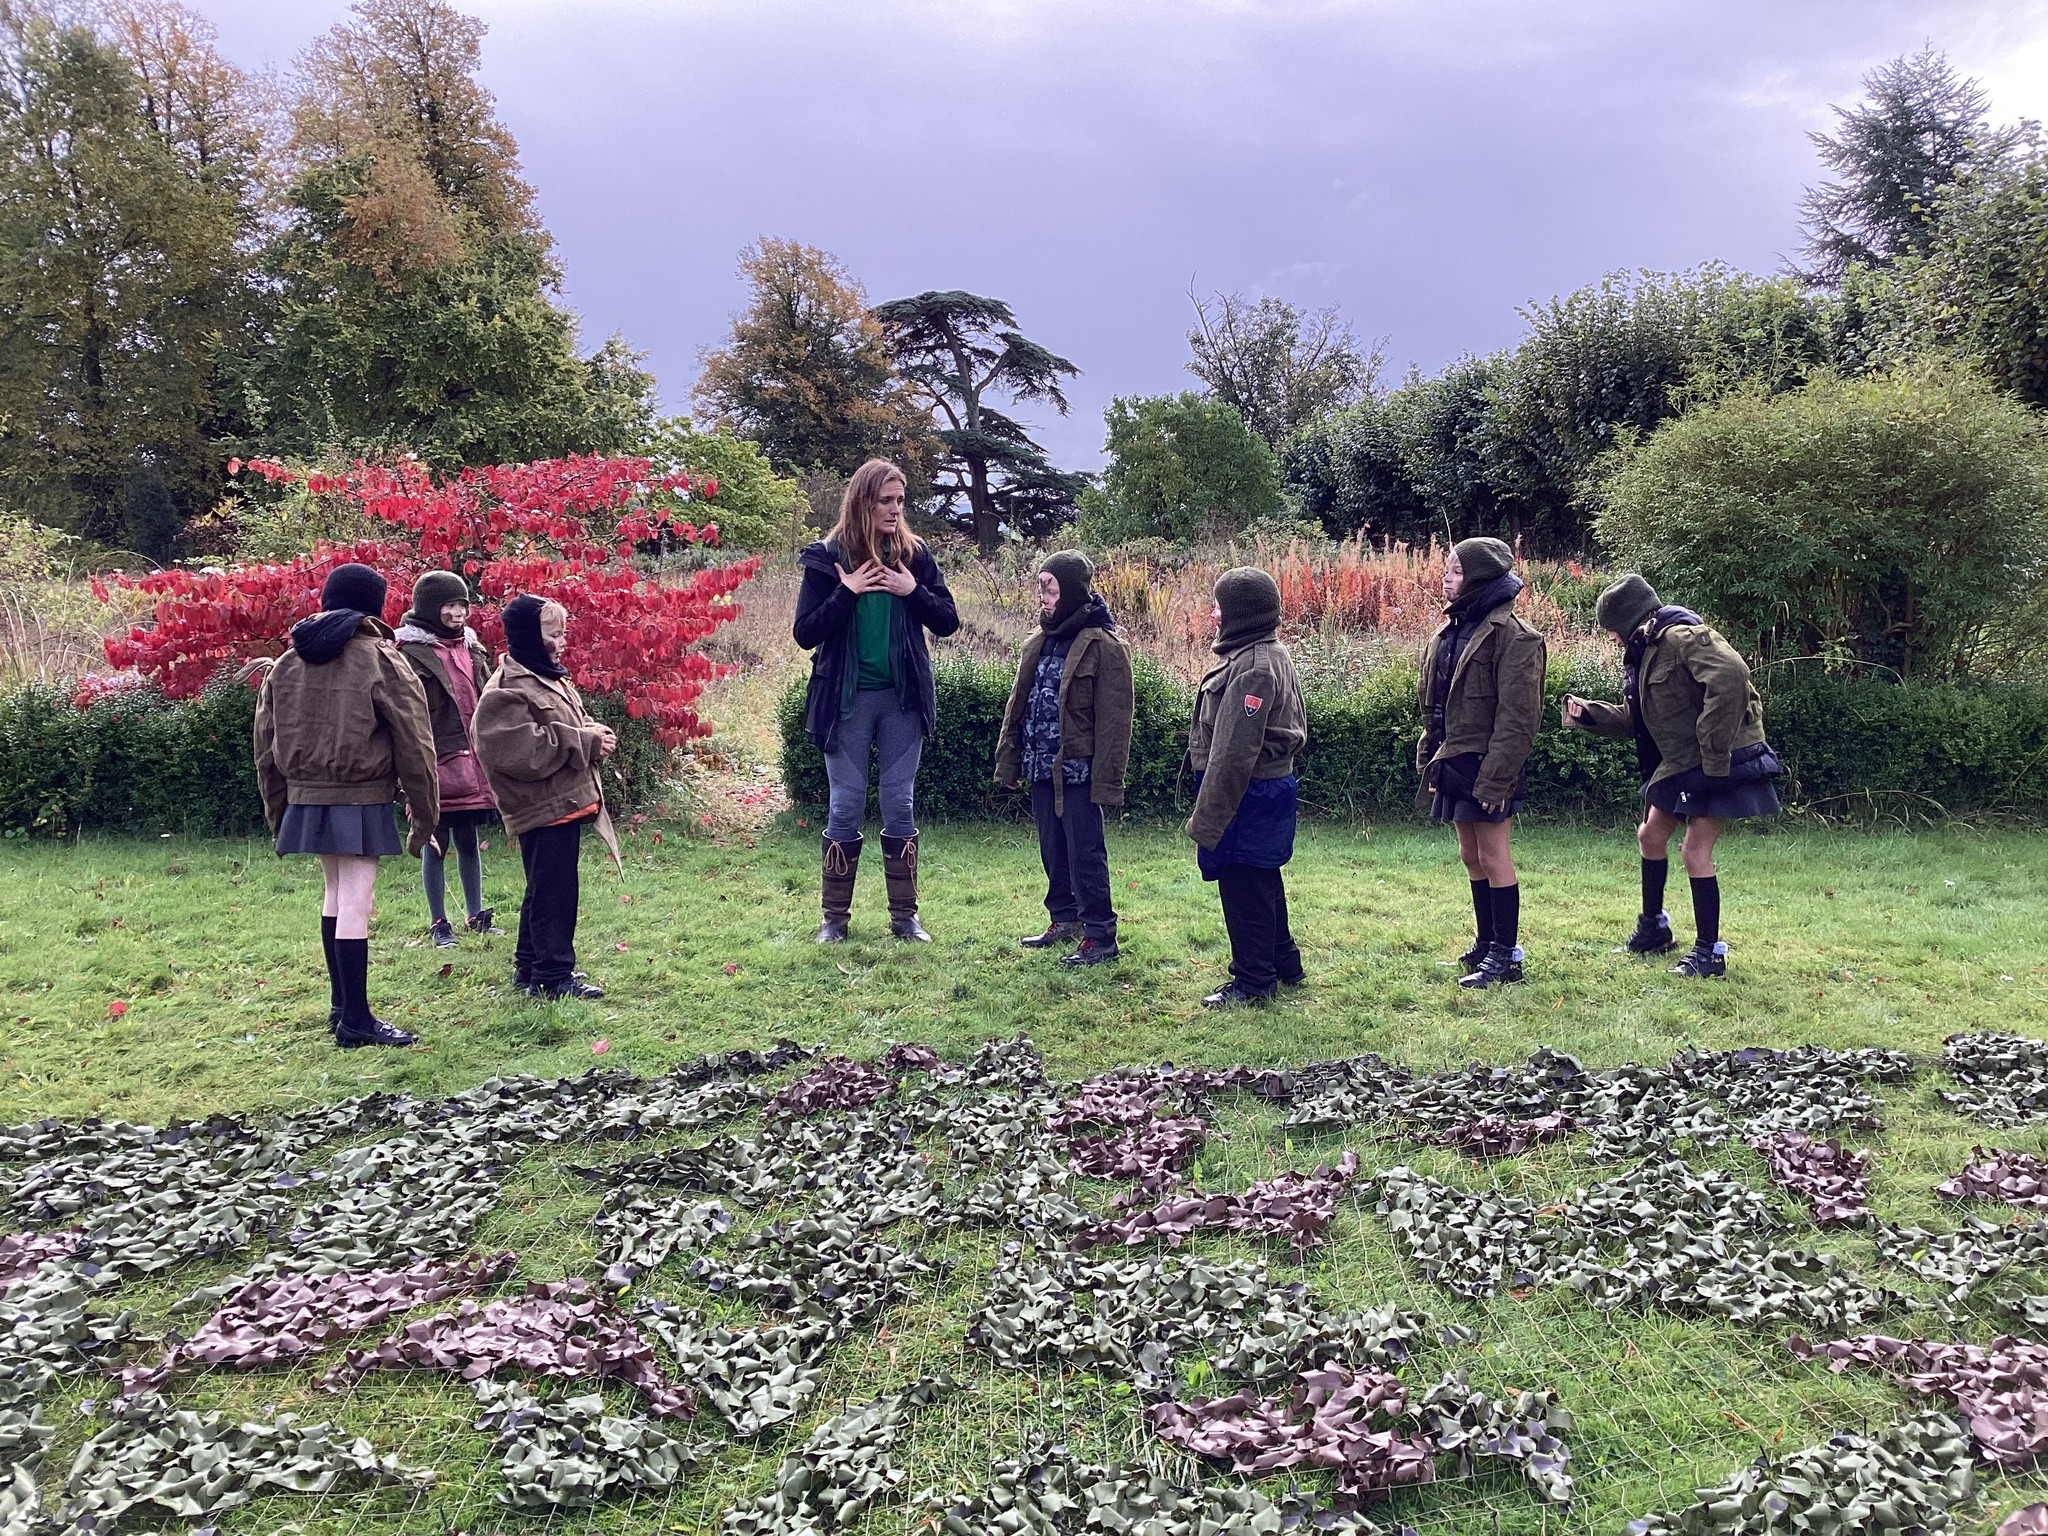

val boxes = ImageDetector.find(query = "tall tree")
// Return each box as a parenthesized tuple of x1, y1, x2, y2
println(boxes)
(692, 238, 919, 477)
(1186, 290, 1382, 447)
(0, 1, 255, 544)
(874, 290, 1086, 553)
(253, 0, 647, 468)
(1799, 47, 2020, 287)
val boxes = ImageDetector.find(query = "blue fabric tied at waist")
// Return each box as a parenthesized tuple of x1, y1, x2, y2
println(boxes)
(1195, 772, 1298, 881)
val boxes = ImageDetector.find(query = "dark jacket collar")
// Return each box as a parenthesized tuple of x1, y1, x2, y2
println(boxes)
(290, 610, 386, 664)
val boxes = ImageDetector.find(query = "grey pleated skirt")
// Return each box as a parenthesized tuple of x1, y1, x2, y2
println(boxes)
(275, 803, 403, 857)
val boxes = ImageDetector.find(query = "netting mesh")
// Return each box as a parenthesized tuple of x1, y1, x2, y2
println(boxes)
(8, 1041, 2048, 1535)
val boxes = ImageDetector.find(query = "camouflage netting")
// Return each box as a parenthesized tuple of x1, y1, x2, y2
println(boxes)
(12, 1030, 2048, 1528)
(1626, 1410, 1974, 1535)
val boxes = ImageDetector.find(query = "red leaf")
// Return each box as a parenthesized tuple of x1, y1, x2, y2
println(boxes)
(107, 1000, 128, 1017)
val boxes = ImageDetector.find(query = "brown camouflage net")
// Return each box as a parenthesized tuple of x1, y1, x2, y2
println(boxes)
(1940, 1148, 2048, 1210)
(1748, 1131, 1874, 1226)
(1789, 1331, 2048, 1468)
(1063, 1119, 1207, 1182)
(763, 1055, 895, 1117)
(0, 1233, 78, 1293)
(120, 1251, 516, 1393)
(1148, 1365, 1434, 1497)
(1075, 1151, 1361, 1255)
(326, 1277, 696, 1417)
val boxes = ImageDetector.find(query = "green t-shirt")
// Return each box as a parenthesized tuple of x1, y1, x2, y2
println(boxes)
(854, 591, 895, 690)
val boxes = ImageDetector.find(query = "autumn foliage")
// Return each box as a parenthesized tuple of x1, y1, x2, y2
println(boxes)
(91, 455, 760, 749)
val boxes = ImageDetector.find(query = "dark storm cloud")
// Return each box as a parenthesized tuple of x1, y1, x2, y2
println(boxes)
(205, 0, 2048, 467)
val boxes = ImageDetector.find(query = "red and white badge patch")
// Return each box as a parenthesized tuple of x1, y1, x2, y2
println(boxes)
(1243, 694, 1264, 717)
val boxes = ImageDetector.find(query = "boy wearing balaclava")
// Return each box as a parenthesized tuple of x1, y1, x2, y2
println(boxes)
(473, 595, 622, 1001)
(993, 550, 1135, 965)
(1185, 567, 1308, 1006)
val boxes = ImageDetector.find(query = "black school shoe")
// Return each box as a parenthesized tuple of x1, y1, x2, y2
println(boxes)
(1021, 921, 1083, 950)
(1060, 938, 1119, 967)
(527, 979, 606, 1001)
(1457, 942, 1524, 989)
(1672, 942, 1728, 978)
(336, 1018, 418, 1048)
(1624, 911, 1676, 955)
(1202, 980, 1276, 1008)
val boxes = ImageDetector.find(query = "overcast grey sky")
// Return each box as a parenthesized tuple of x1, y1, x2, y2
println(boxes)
(200, 0, 2048, 468)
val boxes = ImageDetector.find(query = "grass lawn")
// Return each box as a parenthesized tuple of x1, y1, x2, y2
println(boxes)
(5, 817, 2048, 1533)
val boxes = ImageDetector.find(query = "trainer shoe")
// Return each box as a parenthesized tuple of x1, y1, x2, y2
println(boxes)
(1624, 911, 1676, 955)
(1457, 942, 1525, 989)
(430, 918, 457, 948)
(465, 908, 504, 937)
(1673, 941, 1728, 978)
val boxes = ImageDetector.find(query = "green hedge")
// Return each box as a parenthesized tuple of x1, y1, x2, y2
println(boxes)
(778, 654, 2048, 824)
(0, 678, 668, 838)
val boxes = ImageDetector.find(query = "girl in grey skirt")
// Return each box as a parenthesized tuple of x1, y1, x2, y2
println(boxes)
(254, 563, 440, 1047)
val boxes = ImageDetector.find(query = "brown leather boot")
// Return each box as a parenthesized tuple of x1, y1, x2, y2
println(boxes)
(817, 834, 861, 943)
(881, 832, 930, 942)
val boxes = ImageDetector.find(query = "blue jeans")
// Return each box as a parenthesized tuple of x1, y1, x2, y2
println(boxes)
(824, 688, 923, 841)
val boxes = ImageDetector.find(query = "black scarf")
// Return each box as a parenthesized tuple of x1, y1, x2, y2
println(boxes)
(1044, 592, 1113, 642)
(1622, 604, 1703, 775)
(1427, 571, 1524, 728)
(502, 594, 568, 680)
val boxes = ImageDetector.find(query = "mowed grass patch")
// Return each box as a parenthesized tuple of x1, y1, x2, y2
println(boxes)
(4, 819, 2046, 1123)
(6, 820, 2048, 1534)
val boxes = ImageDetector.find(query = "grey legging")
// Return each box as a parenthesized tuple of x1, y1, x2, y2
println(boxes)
(423, 820, 484, 924)
(823, 687, 923, 841)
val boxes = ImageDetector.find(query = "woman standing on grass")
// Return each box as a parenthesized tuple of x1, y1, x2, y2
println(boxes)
(994, 550, 1134, 966)
(473, 595, 619, 1002)
(1185, 567, 1308, 1008)
(1416, 537, 1546, 989)
(1562, 573, 1782, 978)
(394, 571, 500, 949)
(253, 562, 438, 1049)
(793, 459, 959, 944)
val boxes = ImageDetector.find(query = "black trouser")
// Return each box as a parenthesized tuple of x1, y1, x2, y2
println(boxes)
(515, 817, 587, 989)
(1216, 863, 1301, 993)
(1031, 780, 1116, 941)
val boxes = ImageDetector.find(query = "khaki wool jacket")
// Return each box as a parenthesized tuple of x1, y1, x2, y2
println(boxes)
(472, 656, 622, 864)
(992, 625, 1137, 816)
(1415, 603, 1548, 805)
(1184, 637, 1307, 850)
(252, 616, 439, 843)
(1566, 622, 1766, 785)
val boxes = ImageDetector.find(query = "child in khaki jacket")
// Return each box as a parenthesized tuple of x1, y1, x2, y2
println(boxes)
(1185, 567, 1307, 1007)
(473, 595, 620, 1001)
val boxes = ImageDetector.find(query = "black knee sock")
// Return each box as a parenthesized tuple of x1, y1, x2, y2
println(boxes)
(1641, 857, 1669, 917)
(321, 916, 341, 1012)
(1469, 879, 1493, 947)
(335, 938, 370, 1031)
(1491, 883, 1520, 951)
(1689, 875, 1721, 949)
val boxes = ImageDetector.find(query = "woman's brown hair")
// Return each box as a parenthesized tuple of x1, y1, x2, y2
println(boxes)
(827, 459, 921, 570)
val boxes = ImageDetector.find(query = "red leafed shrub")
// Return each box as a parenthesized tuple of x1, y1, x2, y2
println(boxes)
(95, 456, 757, 749)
